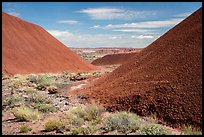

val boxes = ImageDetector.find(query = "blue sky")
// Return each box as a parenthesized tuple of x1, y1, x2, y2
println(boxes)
(2, 2, 202, 48)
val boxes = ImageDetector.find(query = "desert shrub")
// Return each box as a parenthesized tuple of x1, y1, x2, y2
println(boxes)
(92, 71, 101, 75)
(12, 106, 42, 121)
(19, 125, 32, 133)
(83, 103, 105, 121)
(71, 127, 84, 135)
(24, 87, 37, 94)
(181, 125, 202, 135)
(103, 111, 141, 133)
(69, 103, 104, 121)
(139, 123, 171, 135)
(29, 92, 52, 104)
(81, 124, 99, 135)
(27, 74, 38, 83)
(68, 104, 86, 118)
(33, 103, 56, 112)
(9, 76, 27, 90)
(61, 71, 71, 79)
(3, 95, 25, 107)
(44, 118, 62, 132)
(36, 74, 55, 87)
(62, 112, 84, 130)
(142, 115, 158, 124)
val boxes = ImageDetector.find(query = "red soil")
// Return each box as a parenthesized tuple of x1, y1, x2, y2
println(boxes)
(91, 52, 138, 66)
(2, 12, 97, 75)
(69, 8, 202, 128)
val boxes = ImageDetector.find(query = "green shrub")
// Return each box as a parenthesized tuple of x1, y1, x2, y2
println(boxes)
(81, 124, 99, 135)
(9, 76, 27, 90)
(68, 104, 86, 118)
(33, 103, 56, 112)
(12, 106, 42, 121)
(3, 95, 25, 107)
(71, 127, 84, 135)
(27, 74, 38, 83)
(139, 123, 171, 135)
(181, 125, 202, 135)
(30, 93, 52, 104)
(62, 112, 84, 130)
(83, 103, 105, 121)
(24, 87, 37, 94)
(36, 74, 55, 87)
(44, 118, 62, 132)
(69, 103, 104, 121)
(103, 111, 141, 133)
(19, 125, 32, 133)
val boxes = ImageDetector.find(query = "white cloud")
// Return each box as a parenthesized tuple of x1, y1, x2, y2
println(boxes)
(8, 11, 20, 17)
(91, 25, 101, 28)
(47, 30, 159, 48)
(57, 20, 78, 24)
(112, 29, 155, 33)
(3, 2, 21, 17)
(77, 7, 156, 20)
(103, 18, 184, 29)
(109, 36, 118, 40)
(175, 12, 192, 18)
(47, 30, 74, 41)
(136, 35, 154, 39)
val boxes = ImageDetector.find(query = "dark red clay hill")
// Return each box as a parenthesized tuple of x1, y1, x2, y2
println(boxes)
(2, 12, 97, 75)
(69, 8, 202, 128)
(91, 52, 138, 66)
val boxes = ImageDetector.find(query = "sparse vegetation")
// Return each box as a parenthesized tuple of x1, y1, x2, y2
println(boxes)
(103, 111, 141, 133)
(9, 76, 27, 90)
(19, 125, 32, 133)
(44, 118, 62, 132)
(3, 95, 25, 107)
(36, 74, 56, 87)
(24, 87, 37, 94)
(3, 73, 185, 135)
(12, 106, 42, 121)
(68, 103, 104, 121)
(181, 125, 202, 135)
(139, 123, 171, 135)
(62, 112, 84, 130)
(27, 74, 38, 83)
(29, 92, 52, 104)
(33, 103, 56, 112)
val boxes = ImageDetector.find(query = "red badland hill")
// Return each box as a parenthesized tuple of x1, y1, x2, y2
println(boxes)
(70, 8, 202, 128)
(2, 12, 97, 75)
(91, 52, 139, 66)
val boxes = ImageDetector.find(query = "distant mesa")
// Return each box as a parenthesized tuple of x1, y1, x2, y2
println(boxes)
(2, 12, 97, 75)
(69, 8, 202, 128)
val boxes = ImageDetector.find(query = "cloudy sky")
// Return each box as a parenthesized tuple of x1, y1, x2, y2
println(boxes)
(2, 2, 202, 48)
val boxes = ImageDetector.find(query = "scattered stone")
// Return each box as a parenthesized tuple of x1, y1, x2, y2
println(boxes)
(76, 94, 88, 99)
(36, 84, 46, 91)
(47, 86, 58, 94)
(65, 102, 68, 105)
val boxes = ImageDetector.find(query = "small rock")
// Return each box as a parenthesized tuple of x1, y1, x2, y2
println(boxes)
(36, 84, 46, 91)
(47, 86, 58, 94)
(65, 102, 68, 105)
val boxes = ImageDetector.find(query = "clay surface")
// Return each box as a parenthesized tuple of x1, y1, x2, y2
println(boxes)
(2, 12, 97, 75)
